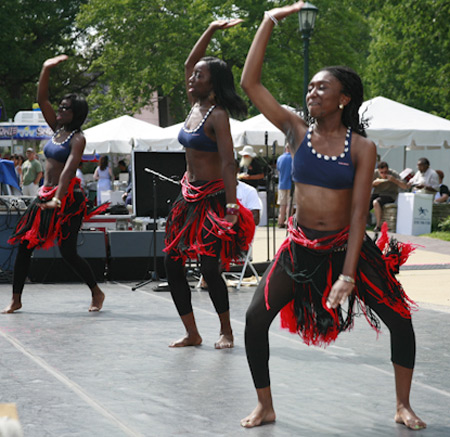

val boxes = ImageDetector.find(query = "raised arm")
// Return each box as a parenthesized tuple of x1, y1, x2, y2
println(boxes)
(241, 3, 306, 139)
(37, 55, 68, 131)
(185, 20, 242, 104)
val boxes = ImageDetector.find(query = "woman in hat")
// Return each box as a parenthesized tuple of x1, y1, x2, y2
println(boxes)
(2, 55, 108, 314)
(164, 20, 254, 349)
(239, 1, 425, 430)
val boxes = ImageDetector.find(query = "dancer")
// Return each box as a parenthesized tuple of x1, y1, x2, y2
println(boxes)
(2, 55, 107, 314)
(164, 20, 254, 349)
(239, 2, 425, 430)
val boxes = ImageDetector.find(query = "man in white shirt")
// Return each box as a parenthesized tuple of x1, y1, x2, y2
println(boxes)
(237, 179, 263, 226)
(408, 157, 439, 194)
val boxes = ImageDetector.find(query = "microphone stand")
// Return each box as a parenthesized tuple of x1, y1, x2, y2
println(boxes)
(131, 168, 179, 291)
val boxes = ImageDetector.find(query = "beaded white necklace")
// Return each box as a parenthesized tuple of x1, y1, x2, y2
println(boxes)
(52, 128, 77, 145)
(182, 105, 216, 134)
(306, 125, 351, 161)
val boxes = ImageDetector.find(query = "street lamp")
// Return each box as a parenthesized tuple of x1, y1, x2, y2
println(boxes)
(298, 2, 318, 112)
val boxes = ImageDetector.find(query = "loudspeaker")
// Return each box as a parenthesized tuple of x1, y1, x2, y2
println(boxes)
(29, 231, 107, 283)
(107, 230, 166, 280)
(132, 151, 185, 218)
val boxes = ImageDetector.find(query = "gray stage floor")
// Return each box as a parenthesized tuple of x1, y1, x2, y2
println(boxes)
(1, 281, 449, 437)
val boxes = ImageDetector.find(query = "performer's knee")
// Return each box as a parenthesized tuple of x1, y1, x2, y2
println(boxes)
(390, 317, 416, 369)
(199, 256, 220, 281)
(164, 253, 184, 279)
(59, 244, 78, 263)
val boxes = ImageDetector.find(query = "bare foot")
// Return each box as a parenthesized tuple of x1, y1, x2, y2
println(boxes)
(89, 290, 105, 312)
(240, 403, 276, 428)
(214, 333, 234, 349)
(169, 334, 202, 347)
(395, 406, 426, 430)
(1, 300, 22, 314)
(169, 333, 202, 347)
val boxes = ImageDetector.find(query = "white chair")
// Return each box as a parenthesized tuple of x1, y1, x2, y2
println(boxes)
(196, 242, 260, 291)
(222, 243, 260, 290)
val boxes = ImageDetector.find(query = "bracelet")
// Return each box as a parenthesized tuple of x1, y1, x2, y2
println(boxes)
(226, 208, 239, 216)
(264, 11, 279, 26)
(225, 203, 239, 210)
(338, 274, 355, 284)
(52, 197, 62, 208)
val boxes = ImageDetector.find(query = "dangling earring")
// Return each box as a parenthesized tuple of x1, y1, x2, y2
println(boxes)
(209, 91, 216, 103)
(338, 103, 344, 110)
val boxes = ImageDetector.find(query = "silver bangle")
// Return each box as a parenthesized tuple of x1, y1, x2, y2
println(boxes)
(264, 11, 279, 26)
(338, 274, 355, 285)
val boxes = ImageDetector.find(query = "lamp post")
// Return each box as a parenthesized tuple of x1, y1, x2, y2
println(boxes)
(298, 2, 318, 113)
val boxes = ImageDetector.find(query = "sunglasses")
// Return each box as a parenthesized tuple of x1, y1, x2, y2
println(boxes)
(58, 104, 72, 112)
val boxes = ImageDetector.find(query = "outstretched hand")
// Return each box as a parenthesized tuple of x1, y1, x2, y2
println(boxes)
(43, 54, 69, 69)
(267, 1, 305, 21)
(211, 19, 243, 30)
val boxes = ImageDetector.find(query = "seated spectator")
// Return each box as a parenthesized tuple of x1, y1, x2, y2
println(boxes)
(238, 145, 264, 189)
(120, 160, 133, 206)
(76, 162, 86, 193)
(236, 160, 263, 226)
(434, 170, 449, 203)
(370, 161, 407, 232)
(407, 157, 439, 194)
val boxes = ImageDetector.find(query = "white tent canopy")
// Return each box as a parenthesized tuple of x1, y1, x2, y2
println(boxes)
(234, 113, 285, 148)
(134, 118, 243, 151)
(84, 115, 164, 154)
(360, 96, 450, 149)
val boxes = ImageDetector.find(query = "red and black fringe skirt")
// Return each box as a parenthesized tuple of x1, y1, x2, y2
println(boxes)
(164, 174, 255, 269)
(266, 220, 417, 346)
(8, 178, 109, 250)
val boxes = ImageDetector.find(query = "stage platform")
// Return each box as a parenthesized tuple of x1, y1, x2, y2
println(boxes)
(1, 278, 449, 436)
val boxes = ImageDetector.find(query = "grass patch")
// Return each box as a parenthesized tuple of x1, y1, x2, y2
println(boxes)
(421, 231, 450, 241)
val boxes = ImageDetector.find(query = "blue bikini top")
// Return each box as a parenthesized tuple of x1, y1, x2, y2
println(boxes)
(292, 126, 355, 190)
(178, 105, 218, 152)
(44, 129, 77, 163)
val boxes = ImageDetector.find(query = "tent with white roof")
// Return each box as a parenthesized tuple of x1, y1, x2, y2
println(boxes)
(84, 115, 164, 154)
(360, 96, 450, 149)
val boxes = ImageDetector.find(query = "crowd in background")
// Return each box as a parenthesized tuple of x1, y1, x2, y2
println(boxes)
(0, 148, 448, 219)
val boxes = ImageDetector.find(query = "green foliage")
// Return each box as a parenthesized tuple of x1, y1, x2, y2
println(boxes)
(438, 215, 450, 233)
(1, 0, 448, 126)
(364, 0, 450, 118)
(0, 0, 93, 117)
(75, 0, 371, 124)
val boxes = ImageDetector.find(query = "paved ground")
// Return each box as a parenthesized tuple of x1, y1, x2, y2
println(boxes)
(0, 229, 449, 436)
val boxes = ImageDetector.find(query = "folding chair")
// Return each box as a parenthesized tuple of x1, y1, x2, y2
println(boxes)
(195, 242, 260, 291)
(221, 242, 260, 291)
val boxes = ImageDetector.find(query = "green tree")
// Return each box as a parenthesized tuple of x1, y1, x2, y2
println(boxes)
(0, 0, 96, 119)
(364, 0, 450, 118)
(76, 0, 371, 124)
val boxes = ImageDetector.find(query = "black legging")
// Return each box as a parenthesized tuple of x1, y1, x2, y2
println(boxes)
(245, 260, 416, 389)
(165, 235, 229, 316)
(12, 213, 97, 294)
